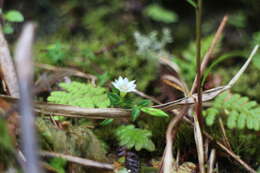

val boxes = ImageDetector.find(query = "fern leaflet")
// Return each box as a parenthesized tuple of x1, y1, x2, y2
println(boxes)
(203, 91, 260, 131)
(115, 125, 155, 151)
(48, 82, 110, 108)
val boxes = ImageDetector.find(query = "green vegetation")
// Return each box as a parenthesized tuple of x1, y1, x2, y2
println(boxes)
(2, 9, 24, 34)
(48, 82, 110, 108)
(0, 0, 260, 172)
(115, 125, 155, 151)
(203, 91, 260, 130)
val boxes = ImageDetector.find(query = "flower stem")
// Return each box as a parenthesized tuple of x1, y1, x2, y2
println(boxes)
(120, 92, 127, 98)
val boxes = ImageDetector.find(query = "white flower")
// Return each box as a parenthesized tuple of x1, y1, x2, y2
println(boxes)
(112, 76, 136, 93)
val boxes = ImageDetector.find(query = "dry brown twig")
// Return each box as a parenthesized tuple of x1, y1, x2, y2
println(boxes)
(40, 151, 114, 170)
(218, 117, 232, 150)
(0, 25, 20, 97)
(35, 63, 97, 83)
(34, 63, 97, 93)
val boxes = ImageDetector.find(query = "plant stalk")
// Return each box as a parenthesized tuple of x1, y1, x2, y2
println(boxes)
(195, 0, 203, 127)
(195, 0, 205, 173)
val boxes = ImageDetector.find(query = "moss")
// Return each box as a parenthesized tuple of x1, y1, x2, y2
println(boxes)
(37, 118, 107, 161)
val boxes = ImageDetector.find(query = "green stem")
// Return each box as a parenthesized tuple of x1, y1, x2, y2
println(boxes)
(120, 91, 127, 98)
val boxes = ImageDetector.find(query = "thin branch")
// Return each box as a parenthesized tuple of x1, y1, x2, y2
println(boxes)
(218, 117, 232, 150)
(40, 151, 114, 170)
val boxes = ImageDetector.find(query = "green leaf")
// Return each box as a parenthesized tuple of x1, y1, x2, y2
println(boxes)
(4, 10, 24, 22)
(204, 91, 260, 131)
(137, 99, 151, 107)
(202, 51, 244, 86)
(97, 72, 110, 86)
(186, 0, 197, 8)
(52, 116, 65, 121)
(3, 23, 14, 34)
(115, 125, 155, 151)
(49, 158, 67, 173)
(100, 118, 114, 126)
(205, 108, 218, 126)
(141, 107, 168, 117)
(46, 42, 67, 63)
(144, 4, 178, 23)
(131, 106, 141, 121)
(237, 114, 246, 129)
(227, 111, 239, 129)
(0, 119, 13, 151)
(228, 12, 247, 28)
(107, 92, 120, 105)
(48, 82, 110, 108)
(246, 116, 255, 130)
(252, 54, 260, 70)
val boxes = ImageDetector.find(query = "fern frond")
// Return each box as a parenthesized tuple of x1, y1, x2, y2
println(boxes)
(204, 91, 260, 131)
(47, 82, 110, 108)
(115, 125, 155, 151)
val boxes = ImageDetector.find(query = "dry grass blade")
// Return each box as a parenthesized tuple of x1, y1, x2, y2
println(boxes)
(193, 110, 205, 173)
(40, 151, 114, 170)
(15, 23, 42, 173)
(207, 149, 216, 173)
(162, 75, 189, 96)
(162, 107, 189, 173)
(226, 44, 259, 88)
(159, 57, 180, 73)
